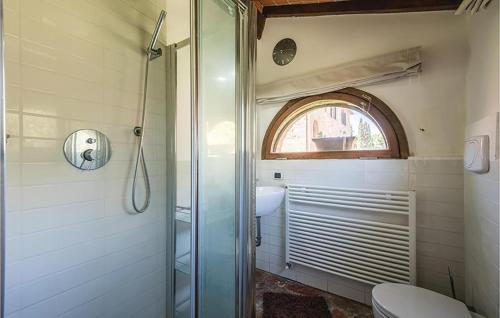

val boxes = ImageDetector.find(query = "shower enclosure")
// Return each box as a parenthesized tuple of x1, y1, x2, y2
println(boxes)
(0, 0, 256, 317)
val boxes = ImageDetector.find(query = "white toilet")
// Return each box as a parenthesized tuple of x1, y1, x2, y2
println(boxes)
(372, 283, 485, 318)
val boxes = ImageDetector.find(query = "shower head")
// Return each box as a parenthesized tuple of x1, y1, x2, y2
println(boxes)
(147, 10, 167, 60)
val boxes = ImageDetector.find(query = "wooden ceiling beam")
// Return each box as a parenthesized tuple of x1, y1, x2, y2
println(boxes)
(253, 0, 264, 13)
(262, 0, 462, 17)
(257, 10, 267, 39)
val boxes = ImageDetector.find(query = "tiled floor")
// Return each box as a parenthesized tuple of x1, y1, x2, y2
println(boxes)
(256, 270, 374, 318)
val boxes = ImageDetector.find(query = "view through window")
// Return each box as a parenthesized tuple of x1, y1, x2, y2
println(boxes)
(275, 103, 388, 153)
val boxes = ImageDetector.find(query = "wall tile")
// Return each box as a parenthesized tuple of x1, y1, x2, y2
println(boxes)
(327, 275, 366, 304)
(417, 227, 464, 247)
(410, 158, 463, 174)
(417, 241, 464, 262)
(417, 214, 464, 233)
(4, 1, 169, 316)
(415, 173, 464, 189)
(296, 271, 328, 291)
(415, 186, 463, 204)
(364, 171, 409, 189)
(4, 8, 20, 36)
(464, 159, 499, 317)
(364, 160, 409, 173)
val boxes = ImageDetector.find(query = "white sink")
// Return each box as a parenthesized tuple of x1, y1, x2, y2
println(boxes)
(256, 186, 285, 217)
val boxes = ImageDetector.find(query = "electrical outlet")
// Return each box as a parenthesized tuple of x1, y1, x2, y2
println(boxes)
(273, 171, 283, 180)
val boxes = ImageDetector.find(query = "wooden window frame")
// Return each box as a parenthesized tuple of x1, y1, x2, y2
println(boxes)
(262, 88, 409, 160)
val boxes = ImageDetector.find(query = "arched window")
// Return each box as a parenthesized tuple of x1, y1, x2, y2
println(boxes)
(262, 88, 409, 160)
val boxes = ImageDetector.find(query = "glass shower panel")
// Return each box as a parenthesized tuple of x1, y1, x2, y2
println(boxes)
(198, 0, 238, 317)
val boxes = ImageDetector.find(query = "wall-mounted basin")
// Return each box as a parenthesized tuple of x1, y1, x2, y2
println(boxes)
(256, 186, 285, 217)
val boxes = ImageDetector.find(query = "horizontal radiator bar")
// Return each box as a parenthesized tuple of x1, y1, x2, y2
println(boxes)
(285, 184, 416, 286)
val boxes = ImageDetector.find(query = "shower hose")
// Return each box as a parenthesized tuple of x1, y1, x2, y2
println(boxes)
(132, 55, 152, 213)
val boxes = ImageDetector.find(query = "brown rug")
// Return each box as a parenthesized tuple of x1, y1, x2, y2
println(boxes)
(263, 292, 332, 318)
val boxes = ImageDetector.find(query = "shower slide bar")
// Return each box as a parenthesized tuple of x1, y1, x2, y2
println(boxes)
(285, 184, 416, 286)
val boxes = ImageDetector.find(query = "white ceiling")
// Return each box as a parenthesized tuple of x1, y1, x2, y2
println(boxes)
(164, 0, 190, 45)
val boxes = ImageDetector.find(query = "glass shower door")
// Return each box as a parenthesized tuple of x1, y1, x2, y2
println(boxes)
(197, 0, 237, 316)
(194, 0, 255, 317)
(165, 0, 255, 316)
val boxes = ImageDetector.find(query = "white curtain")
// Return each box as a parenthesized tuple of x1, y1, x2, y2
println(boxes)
(256, 47, 422, 105)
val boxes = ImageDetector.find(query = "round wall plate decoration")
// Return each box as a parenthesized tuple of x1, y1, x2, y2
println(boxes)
(273, 38, 297, 66)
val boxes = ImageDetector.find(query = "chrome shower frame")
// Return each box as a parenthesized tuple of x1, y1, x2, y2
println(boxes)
(236, 2, 257, 318)
(0, 0, 5, 316)
(190, 0, 256, 317)
(190, 1, 199, 316)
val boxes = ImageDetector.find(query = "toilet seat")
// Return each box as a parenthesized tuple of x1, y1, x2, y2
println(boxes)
(372, 283, 471, 318)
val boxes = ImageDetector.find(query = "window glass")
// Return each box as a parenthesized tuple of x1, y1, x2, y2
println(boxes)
(274, 103, 387, 153)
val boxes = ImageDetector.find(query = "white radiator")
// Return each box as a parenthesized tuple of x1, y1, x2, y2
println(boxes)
(285, 184, 416, 286)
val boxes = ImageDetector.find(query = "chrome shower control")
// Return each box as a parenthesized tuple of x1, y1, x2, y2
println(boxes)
(133, 126, 143, 137)
(63, 129, 111, 170)
(81, 149, 95, 161)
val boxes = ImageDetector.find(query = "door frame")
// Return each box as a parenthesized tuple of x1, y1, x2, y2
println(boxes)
(236, 2, 257, 318)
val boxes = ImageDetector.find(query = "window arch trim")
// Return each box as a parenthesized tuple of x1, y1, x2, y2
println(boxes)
(261, 88, 409, 160)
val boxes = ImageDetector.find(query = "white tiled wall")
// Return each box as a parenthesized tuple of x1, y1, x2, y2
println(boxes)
(4, 0, 169, 317)
(463, 114, 499, 318)
(463, 1, 500, 317)
(411, 159, 465, 299)
(464, 162, 499, 318)
(256, 157, 465, 305)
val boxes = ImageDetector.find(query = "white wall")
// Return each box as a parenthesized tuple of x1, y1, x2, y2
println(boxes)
(176, 45, 192, 209)
(257, 12, 467, 157)
(256, 11, 469, 304)
(463, 1, 500, 317)
(165, 0, 190, 45)
(4, 0, 171, 317)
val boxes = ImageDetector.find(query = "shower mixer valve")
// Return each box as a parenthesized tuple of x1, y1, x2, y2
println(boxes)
(63, 129, 111, 171)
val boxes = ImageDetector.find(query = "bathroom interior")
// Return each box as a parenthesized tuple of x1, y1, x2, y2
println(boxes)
(0, 0, 499, 317)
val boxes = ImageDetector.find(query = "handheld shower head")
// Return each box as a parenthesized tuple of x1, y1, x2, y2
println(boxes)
(147, 10, 166, 60)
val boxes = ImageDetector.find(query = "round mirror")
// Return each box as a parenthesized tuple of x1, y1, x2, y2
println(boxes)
(63, 129, 112, 170)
